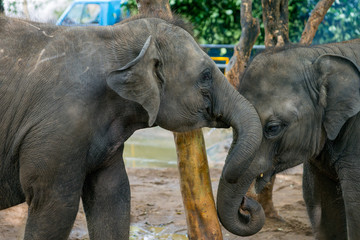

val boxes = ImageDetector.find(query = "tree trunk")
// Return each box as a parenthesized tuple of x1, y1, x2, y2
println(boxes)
(136, 1, 223, 239)
(300, 0, 335, 45)
(262, 0, 290, 47)
(136, 0, 172, 19)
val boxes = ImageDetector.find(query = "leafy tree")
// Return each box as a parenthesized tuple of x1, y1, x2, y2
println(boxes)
(128, 0, 359, 44)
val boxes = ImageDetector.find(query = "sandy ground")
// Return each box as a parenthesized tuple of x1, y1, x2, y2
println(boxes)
(0, 164, 314, 240)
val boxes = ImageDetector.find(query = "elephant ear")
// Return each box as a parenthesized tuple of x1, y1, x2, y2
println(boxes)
(314, 54, 360, 140)
(106, 36, 160, 126)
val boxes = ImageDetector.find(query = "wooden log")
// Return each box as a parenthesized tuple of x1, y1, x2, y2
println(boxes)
(174, 129, 223, 239)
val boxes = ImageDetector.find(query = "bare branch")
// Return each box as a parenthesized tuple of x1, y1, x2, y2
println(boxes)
(300, 0, 334, 45)
(225, 0, 260, 89)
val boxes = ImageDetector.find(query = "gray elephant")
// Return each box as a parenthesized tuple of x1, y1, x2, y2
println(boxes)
(216, 39, 360, 239)
(0, 16, 263, 239)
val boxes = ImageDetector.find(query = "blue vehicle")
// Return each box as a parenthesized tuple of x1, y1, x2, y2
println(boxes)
(56, 0, 129, 26)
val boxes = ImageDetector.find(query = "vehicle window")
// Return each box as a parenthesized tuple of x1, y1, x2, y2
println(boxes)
(80, 4, 101, 24)
(62, 3, 83, 25)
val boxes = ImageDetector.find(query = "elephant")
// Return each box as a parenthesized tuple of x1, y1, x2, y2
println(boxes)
(216, 39, 360, 239)
(0, 15, 263, 239)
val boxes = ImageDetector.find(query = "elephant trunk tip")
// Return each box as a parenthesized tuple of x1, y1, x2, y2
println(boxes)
(217, 177, 265, 237)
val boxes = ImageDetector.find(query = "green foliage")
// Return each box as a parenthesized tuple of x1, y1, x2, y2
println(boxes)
(170, 0, 243, 44)
(127, 0, 359, 45)
(313, 0, 360, 44)
(0, 0, 4, 13)
(6, 0, 18, 15)
(289, 0, 360, 44)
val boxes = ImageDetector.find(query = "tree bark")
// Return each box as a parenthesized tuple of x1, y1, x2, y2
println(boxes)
(262, 0, 290, 47)
(136, 0, 172, 19)
(300, 0, 335, 45)
(225, 0, 260, 89)
(136, 0, 223, 239)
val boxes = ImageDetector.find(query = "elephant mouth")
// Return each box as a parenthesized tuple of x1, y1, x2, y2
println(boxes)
(254, 170, 274, 193)
(213, 119, 230, 128)
(205, 113, 230, 129)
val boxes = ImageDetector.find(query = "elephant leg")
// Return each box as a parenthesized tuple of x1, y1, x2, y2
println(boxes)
(336, 159, 360, 240)
(82, 151, 130, 240)
(24, 191, 81, 240)
(303, 160, 346, 240)
(20, 161, 83, 240)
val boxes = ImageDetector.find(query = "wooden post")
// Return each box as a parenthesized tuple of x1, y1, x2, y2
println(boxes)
(136, 0, 223, 239)
(174, 130, 223, 239)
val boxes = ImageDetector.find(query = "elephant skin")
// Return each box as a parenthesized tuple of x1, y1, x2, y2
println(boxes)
(216, 39, 360, 240)
(0, 16, 263, 240)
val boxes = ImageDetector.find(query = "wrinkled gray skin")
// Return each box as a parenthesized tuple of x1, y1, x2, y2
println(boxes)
(0, 16, 263, 240)
(217, 39, 360, 239)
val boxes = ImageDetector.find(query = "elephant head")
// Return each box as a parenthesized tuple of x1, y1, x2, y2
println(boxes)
(107, 17, 263, 222)
(217, 42, 360, 236)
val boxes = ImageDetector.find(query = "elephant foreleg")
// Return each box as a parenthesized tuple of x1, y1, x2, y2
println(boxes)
(303, 160, 347, 240)
(82, 152, 130, 240)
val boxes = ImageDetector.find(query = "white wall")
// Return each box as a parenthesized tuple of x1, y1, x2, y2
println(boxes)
(4, 0, 73, 23)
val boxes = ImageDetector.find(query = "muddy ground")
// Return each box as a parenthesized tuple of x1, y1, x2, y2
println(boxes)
(0, 164, 314, 240)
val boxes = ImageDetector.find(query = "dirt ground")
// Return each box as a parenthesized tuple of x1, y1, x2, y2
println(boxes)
(0, 164, 314, 240)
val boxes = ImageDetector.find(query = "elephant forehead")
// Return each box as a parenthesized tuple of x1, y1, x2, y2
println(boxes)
(254, 96, 301, 123)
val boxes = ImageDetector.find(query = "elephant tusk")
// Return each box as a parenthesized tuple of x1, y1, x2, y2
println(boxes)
(260, 173, 263, 178)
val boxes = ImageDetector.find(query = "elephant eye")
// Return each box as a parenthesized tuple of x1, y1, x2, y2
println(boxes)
(264, 121, 284, 139)
(200, 69, 212, 83)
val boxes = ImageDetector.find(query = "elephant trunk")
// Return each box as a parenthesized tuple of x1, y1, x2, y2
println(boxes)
(216, 170, 265, 236)
(213, 75, 265, 236)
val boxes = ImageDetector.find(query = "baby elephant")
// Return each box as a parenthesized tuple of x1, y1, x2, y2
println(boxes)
(216, 39, 360, 240)
(0, 15, 262, 240)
